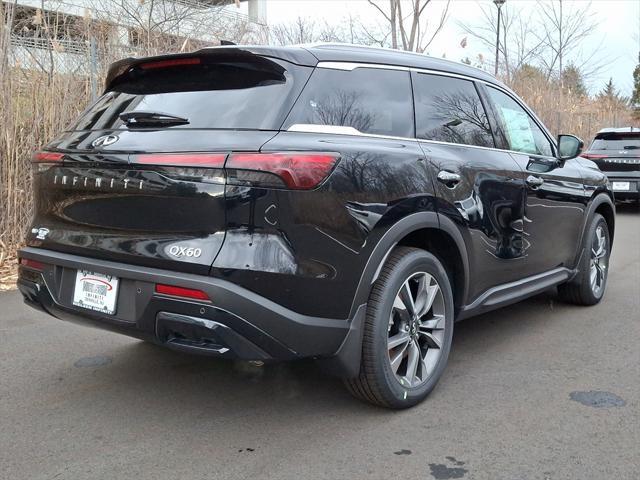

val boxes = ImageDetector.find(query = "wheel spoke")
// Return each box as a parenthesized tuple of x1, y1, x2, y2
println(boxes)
(390, 341, 409, 373)
(419, 329, 443, 349)
(420, 314, 444, 330)
(404, 340, 420, 386)
(388, 332, 411, 350)
(590, 265, 598, 289)
(399, 281, 416, 317)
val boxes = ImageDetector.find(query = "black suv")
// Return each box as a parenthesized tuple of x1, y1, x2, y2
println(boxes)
(582, 127, 640, 201)
(18, 44, 615, 408)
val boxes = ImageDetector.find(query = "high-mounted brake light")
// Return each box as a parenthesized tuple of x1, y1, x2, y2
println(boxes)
(32, 151, 64, 163)
(19, 258, 47, 271)
(133, 153, 226, 168)
(226, 152, 339, 190)
(581, 153, 608, 160)
(140, 58, 201, 70)
(155, 284, 210, 301)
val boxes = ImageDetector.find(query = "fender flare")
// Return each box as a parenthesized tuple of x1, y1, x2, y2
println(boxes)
(348, 212, 470, 318)
(319, 212, 470, 379)
(573, 192, 615, 268)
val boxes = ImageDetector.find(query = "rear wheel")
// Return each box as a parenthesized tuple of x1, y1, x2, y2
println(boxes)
(558, 213, 610, 306)
(344, 247, 454, 409)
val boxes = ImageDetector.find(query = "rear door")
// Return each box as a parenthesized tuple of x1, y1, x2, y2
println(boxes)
(481, 85, 586, 275)
(29, 52, 312, 274)
(412, 72, 527, 301)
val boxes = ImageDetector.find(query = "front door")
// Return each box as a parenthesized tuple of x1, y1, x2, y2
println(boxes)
(481, 85, 586, 275)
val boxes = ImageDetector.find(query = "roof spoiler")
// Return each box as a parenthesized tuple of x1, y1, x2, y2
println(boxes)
(103, 46, 318, 92)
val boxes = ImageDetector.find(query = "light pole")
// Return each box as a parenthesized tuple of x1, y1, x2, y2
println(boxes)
(494, 0, 506, 77)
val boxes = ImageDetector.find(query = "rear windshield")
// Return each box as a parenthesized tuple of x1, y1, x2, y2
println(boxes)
(71, 56, 311, 131)
(591, 134, 640, 151)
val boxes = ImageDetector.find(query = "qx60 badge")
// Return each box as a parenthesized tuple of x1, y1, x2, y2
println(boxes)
(168, 246, 202, 259)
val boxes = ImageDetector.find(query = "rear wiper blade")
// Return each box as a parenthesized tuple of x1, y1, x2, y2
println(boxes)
(119, 111, 189, 126)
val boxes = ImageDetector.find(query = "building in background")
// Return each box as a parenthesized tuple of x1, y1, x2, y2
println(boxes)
(3, 0, 267, 89)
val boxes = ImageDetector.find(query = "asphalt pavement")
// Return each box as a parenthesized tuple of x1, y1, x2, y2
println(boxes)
(1, 206, 638, 480)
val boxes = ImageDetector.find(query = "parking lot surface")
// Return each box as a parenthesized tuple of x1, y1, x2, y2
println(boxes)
(1, 207, 638, 480)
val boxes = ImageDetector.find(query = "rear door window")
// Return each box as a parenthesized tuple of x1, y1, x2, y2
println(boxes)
(485, 87, 554, 157)
(71, 55, 311, 131)
(283, 67, 414, 138)
(413, 73, 495, 148)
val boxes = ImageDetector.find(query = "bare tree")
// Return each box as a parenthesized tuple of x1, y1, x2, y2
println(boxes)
(366, 0, 450, 53)
(458, 3, 545, 81)
(271, 15, 389, 47)
(536, 0, 603, 82)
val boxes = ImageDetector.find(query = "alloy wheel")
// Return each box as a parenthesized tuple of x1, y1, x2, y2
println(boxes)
(387, 272, 446, 388)
(590, 225, 608, 296)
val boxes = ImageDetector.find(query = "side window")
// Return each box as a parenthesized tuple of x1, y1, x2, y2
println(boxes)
(283, 67, 414, 138)
(485, 87, 554, 157)
(413, 73, 494, 148)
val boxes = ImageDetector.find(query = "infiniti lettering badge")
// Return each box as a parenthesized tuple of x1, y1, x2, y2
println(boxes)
(91, 135, 119, 148)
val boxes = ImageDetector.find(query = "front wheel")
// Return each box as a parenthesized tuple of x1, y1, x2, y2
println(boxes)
(558, 213, 610, 306)
(344, 247, 454, 409)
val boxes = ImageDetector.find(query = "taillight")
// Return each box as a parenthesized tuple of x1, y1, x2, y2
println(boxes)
(155, 284, 210, 301)
(140, 57, 201, 70)
(132, 153, 226, 168)
(581, 153, 608, 160)
(19, 258, 47, 271)
(32, 151, 64, 163)
(226, 152, 339, 190)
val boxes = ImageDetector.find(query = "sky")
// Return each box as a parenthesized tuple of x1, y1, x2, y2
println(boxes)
(254, 0, 640, 96)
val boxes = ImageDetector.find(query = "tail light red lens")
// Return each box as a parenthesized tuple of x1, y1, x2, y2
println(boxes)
(19, 258, 47, 271)
(155, 284, 210, 301)
(133, 153, 226, 168)
(581, 153, 608, 160)
(131, 151, 339, 190)
(226, 152, 339, 190)
(32, 151, 64, 163)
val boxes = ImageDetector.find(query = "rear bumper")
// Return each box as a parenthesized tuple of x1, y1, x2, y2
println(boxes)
(602, 172, 640, 199)
(17, 247, 361, 363)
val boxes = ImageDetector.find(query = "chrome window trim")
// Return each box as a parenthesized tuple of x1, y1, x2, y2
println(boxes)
(315, 60, 558, 155)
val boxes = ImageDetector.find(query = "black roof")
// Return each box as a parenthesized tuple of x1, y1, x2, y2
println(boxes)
(105, 43, 503, 90)
(302, 43, 500, 85)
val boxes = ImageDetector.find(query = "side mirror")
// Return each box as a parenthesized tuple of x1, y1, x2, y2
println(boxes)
(557, 134, 584, 160)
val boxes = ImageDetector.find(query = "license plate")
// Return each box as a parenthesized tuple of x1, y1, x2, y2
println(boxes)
(72, 270, 119, 315)
(612, 181, 630, 191)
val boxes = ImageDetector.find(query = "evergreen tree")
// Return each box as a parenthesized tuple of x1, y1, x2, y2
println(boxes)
(631, 53, 640, 118)
(597, 78, 628, 106)
(561, 64, 588, 97)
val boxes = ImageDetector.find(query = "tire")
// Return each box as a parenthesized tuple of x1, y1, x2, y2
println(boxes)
(558, 213, 610, 306)
(344, 247, 454, 409)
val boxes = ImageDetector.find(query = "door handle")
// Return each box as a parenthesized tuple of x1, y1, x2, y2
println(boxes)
(526, 175, 544, 188)
(437, 170, 461, 188)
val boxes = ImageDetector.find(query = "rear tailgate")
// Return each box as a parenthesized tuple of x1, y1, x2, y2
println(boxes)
(27, 50, 313, 274)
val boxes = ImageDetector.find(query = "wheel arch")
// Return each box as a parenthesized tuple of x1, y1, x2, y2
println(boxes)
(323, 212, 470, 379)
(349, 212, 470, 320)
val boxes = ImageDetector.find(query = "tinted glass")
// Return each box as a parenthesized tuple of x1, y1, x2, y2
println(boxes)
(486, 87, 553, 156)
(591, 134, 640, 151)
(413, 73, 494, 147)
(71, 57, 310, 130)
(284, 67, 414, 138)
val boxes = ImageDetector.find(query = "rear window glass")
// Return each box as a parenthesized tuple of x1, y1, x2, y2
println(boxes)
(591, 135, 640, 151)
(71, 56, 310, 131)
(283, 67, 414, 138)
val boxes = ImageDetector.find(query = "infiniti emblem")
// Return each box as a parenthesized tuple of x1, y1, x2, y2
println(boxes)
(91, 135, 119, 148)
